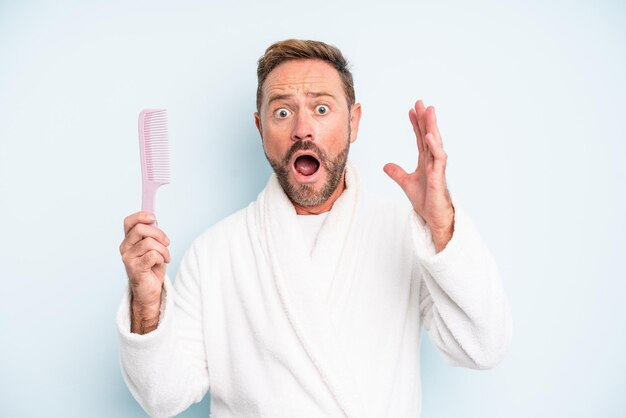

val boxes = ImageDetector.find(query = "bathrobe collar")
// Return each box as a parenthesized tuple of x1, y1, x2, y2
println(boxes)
(257, 160, 366, 418)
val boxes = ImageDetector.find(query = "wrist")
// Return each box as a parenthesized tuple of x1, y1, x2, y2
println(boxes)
(430, 206, 455, 253)
(432, 229, 453, 252)
(130, 299, 161, 335)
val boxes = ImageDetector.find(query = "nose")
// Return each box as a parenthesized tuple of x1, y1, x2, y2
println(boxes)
(292, 111, 313, 142)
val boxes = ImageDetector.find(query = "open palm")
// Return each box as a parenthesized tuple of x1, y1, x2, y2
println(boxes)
(384, 100, 455, 236)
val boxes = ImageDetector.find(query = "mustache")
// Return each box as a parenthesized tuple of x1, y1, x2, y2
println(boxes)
(282, 140, 327, 167)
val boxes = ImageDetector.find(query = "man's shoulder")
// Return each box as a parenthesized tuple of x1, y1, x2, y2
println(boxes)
(353, 188, 416, 247)
(191, 203, 254, 249)
(359, 187, 413, 221)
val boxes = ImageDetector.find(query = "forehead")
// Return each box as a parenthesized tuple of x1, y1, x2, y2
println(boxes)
(263, 59, 344, 100)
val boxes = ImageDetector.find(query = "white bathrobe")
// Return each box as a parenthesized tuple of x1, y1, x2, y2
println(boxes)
(117, 161, 513, 418)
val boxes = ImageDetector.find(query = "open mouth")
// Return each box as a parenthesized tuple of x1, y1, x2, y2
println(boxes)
(293, 154, 320, 177)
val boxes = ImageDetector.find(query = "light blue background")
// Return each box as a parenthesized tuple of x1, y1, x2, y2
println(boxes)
(1, 1, 624, 417)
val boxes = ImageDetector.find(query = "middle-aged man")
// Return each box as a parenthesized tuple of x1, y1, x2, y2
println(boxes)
(118, 39, 513, 418)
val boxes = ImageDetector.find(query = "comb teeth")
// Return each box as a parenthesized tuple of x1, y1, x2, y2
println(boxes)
(139, 109, 170, 183)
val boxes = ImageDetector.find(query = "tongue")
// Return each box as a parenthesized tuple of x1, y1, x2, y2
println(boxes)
(294, 155, 320, 176)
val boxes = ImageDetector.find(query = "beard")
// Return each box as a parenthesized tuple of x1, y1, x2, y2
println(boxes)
(264, 134, 351, 208)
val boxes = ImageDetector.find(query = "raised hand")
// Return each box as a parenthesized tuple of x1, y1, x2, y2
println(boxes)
(383, 100, 455, 252)
(119, 211, 171, 334)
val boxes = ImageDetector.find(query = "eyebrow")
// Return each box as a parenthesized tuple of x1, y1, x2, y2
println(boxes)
(267, 91, 337, 105)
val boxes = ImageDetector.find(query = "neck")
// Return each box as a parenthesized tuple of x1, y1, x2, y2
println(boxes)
(293, 171, 347, 215)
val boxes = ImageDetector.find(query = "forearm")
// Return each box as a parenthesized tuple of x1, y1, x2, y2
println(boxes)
(130, 299, 161, 334)
(431, 223, 454, 253)
(117, 273, 209, 417)
(413, 202, 512, 369)
(429, 204, 455, 253)
(420, 264, 512, 369)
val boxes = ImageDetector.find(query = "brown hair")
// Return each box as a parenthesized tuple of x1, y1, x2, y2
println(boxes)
(256, 39, 355, 112)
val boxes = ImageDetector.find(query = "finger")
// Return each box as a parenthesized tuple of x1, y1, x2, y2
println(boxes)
(383, 162, 409, 190)
(425, 106, 443, 147)
(123, 237, 171, 264)
(415, 101, 428, 148)
(134, 249, 165, 272)
(120, 227, 170, 256)
(120, 223, 170, 255)
(124, 211, 157, 235)
(409, 106, 424, 153)
(425, 133, 448, 176)
(128, 223, 170, 246)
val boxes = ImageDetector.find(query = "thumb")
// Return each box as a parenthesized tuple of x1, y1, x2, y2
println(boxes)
(383, 163, 408, 189)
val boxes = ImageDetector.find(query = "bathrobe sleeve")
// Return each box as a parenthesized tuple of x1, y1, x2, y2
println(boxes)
(411, 200, 513, 369)
(116, 241, 209, 418)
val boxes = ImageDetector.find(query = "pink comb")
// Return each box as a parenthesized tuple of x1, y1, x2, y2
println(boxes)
(138, 109, 170, 224)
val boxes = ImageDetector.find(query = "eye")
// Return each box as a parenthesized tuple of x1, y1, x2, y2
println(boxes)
(315, 104, 329, 115)
(274, 108, 291, 119)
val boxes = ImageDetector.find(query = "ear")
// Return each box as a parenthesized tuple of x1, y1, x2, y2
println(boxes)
(349, 103, 362, 144)
(254, 111, 263, 140)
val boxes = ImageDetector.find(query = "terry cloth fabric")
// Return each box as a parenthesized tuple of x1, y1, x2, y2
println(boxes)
(297, 212, 329, 256)
(117, 160, 513, 418)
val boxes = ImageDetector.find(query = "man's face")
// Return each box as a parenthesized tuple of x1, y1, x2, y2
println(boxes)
(255, 59, 361, 208)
